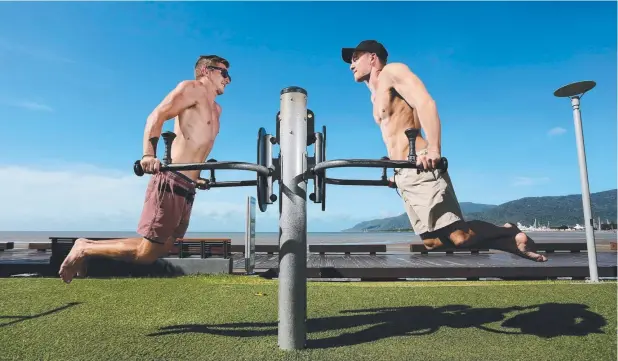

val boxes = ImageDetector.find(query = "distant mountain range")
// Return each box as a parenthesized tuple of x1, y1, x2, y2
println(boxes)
(342, 189, 617, 232)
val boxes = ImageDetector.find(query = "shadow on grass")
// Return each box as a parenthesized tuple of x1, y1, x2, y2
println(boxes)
(148, 303, 607, 349)
(0, 302, 82, 328)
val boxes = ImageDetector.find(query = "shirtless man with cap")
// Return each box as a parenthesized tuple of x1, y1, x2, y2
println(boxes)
(341, 40, 547, 261)
(58, 55, 233, 284)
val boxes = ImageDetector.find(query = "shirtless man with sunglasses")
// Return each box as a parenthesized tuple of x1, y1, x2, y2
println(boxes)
(58, 55, 233, 284)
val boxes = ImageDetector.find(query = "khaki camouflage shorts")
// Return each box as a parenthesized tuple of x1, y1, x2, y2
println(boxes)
(394, 168, 464, 235)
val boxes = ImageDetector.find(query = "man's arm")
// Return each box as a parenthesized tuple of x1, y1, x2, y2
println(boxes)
(143, 81, 200, 157)
(381, 63, 441, 153)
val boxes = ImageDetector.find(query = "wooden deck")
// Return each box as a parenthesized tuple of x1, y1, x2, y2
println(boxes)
(1, 242, 616, 280)
(232, 252, 618, 280)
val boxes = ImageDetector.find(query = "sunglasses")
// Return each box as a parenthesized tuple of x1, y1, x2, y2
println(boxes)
(207, 66, 232, 82)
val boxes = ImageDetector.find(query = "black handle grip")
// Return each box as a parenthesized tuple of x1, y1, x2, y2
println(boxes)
(133, 159, 169, 177)
(404, 128, 448, 172)
(161, 131, 176, 165)
(134, 131, 175, 177)
(134, 160, 145, 176)
(404, 128, 419, 164)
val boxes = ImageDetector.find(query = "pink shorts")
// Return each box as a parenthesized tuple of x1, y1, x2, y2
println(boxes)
(136, 171, 196, 244)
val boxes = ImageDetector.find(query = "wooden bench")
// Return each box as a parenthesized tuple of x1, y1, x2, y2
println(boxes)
(229, 244, 388, 255)
(49, 237, 232, 259)
(0, 242, 14, 251)
(28, 242, 52, 252)
(50, 237, 118, 254)
(537, 243, 588, 253)
(46, 237, 232, 276)
(230, 244, 279, 255)
(49, 237, 117, 271)
(171, 238, 231, 259)
(309, 244, 387, 255)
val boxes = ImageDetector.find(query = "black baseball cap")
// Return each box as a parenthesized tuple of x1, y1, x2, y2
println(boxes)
(341, 40, 388, 64)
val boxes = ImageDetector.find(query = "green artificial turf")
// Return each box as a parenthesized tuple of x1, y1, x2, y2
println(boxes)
(0, 276, 615, 361)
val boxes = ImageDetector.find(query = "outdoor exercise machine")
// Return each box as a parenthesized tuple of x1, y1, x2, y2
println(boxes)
(276, 87, 446, 350)
(132, 86, 441, 350)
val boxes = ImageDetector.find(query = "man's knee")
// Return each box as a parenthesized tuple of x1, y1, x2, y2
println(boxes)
(429, 221, 474, 248)
(448, 230, 471, 247)
(135, 237, 170, 264)
(422, 237, 442, 250)
(420, 231, 445, 250)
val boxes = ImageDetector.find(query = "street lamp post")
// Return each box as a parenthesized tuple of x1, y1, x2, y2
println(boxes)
(553, 80, 599, 283)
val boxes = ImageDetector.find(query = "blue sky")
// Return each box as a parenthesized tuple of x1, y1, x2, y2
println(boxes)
(0, 2, 615, 232)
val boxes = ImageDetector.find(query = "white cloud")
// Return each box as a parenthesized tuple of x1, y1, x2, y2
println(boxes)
(548, 127, 567, 137)
(0, 164, 252, 232)
(511, 176, 550, 187)
(11, 100, 54, 112)
(0, 97, 54, 112)
(0, 37, 75, 64)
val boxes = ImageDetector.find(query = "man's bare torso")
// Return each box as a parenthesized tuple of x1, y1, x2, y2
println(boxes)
(372, 78, 428, 161)
(170, 82, 221, 181)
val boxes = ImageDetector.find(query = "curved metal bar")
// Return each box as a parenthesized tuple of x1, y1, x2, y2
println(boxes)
(162, 161, 272, 176)
(134, 160, 272, 177)
(312, 158, 447, 173)
(206, 180, 258, 188)
(326, 178, 379, 185)
(313, 159, 417, 173)
(325, 177, 393, 187)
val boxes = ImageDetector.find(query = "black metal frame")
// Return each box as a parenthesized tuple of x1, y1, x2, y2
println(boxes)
(135, 160, 271, 175)
(325, 178, 391, 186)
(308, 127, 448, 211)
(132, 128, 276, 212)
(313, 158, 434, 173)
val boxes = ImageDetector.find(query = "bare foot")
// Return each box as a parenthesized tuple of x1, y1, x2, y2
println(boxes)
(76, 258, 88, 278)
(59, 238, 89, 284)
(503, 223, 548, 262)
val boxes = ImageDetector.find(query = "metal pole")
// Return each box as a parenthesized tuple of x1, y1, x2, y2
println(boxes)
(277, 86, 308, 350)
(570, 96, 599, 282)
